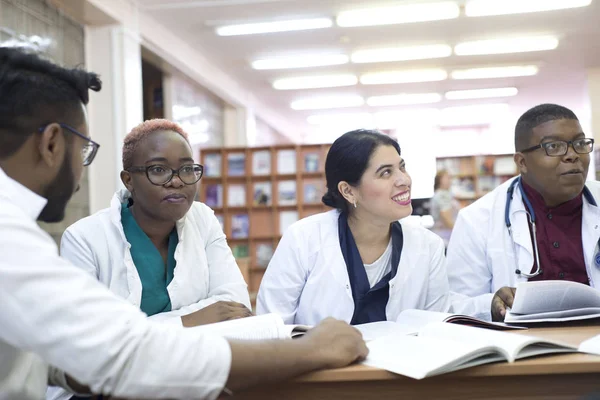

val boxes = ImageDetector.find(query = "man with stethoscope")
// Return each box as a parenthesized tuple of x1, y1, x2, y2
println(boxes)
(447, 104, 600, 322)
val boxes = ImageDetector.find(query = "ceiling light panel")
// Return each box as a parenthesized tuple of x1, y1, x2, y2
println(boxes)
(465, 0, 592, 17)
(291, 96, 365, 110)
(216, 18, 333, 36)
(337, 1, 460, 28)
(367, 93, 442, 107)
(439, 103, 510, 126)
(273, 74, 358, 90)
(451, 65, 539, 79)
(252, 54, 349, 70)
(351, 44, 452, 64)
(454, 36, 558, 55)
(360, 69, 448, 85)
(445, 87, 518, 100)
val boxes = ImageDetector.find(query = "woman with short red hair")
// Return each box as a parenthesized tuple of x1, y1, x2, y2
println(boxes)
(49, 118, 252, 400)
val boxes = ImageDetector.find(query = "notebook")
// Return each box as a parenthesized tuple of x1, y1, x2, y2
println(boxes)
(185, 313, 310, 340)
(363, 322, 576, 379)
(505, 280, 600, 323)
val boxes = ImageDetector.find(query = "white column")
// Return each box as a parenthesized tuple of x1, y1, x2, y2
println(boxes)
(85, 24, 143, 212)
(223, 105, 249, 147)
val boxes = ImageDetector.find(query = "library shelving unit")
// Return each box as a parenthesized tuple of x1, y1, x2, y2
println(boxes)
(436, 154, 518, 208)
(199, 144, 330, 301)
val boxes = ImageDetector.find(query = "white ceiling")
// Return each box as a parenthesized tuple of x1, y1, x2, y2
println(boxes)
(137, 0, 600, 140)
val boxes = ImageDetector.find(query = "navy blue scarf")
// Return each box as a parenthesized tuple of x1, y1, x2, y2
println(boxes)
(338, 212, 403, 325)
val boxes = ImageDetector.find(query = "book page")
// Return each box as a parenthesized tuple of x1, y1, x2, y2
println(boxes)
(186, 313, 287, 340)
(396, 309, 526, 331)
(579, 333, 600, 355)
(419, 322, 574, 361)
(354, 321, 418, 341)
(506, 307, 600, 323)
(511, 281, 600, 315)
(363, 333, 499, 379)
(395, 309, 452, 329)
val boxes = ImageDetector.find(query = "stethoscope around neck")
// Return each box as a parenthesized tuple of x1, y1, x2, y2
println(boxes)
(505, 177, 597, 278)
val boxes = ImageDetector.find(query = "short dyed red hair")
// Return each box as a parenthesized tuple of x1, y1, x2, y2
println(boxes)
(122, 119, 190, 170)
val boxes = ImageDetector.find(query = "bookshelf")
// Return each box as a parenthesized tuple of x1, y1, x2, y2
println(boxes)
(436, 154, 518, 207)
(199, 144, 330, 299)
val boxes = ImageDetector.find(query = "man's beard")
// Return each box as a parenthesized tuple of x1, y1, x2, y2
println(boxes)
(38, 149, 76, 223)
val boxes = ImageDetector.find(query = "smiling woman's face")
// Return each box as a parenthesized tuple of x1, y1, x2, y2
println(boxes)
(121, 130, 198, 223)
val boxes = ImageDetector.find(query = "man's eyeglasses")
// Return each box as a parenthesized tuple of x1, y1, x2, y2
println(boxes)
(126, 164, 204, 186)
(519, 138, 594, 157)
(38, 123, 100, 166)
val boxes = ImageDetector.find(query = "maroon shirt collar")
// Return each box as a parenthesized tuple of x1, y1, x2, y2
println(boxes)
(520, 179, 583, 216)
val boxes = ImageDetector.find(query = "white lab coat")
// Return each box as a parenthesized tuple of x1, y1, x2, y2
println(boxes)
(60, 189, 251, 325)
(447, 177, 600, 320)
(256, 210, 452, 325)
(0, 167, 231, 400)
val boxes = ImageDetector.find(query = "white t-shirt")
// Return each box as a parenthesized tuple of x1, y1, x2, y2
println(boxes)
(363, 239, 393, 288)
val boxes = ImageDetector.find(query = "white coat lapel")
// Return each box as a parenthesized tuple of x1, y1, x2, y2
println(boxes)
(582, 197, 600, 287)
(323, 214, 354, 302)
(510, 187, 535, 277)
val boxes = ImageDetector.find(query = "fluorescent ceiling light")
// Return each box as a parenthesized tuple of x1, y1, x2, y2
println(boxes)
(465, 0, 591, 17)
(454, 36, 558, 55)
(216, 18, 333, 36)
(337, 1, 460, 27)
(445, 87, 518, 100)
(451, 65, 539, 80)
(273, 74, 358, 90)
(439, 103, 510, 126)
(351, 44, 452, 64)
(307, 113, 373, 126)
(291, 96, 364, 110)
(252, 54, 349, 70)
(360, 69, 448, 85)
(374, 109, 441, 128)
(367, 93, 442, 107)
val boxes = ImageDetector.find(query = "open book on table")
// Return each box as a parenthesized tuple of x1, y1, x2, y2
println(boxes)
(355, 309, 525, 341)
(185, 313, 310, 340)
(363, 322, 576, 379)
(505, 280, 600, 323)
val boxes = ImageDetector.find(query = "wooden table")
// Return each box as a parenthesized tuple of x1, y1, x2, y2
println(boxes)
(235, 324, 600, 400)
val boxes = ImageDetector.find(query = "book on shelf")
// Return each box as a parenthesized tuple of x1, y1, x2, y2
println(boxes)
(494, 156, 517, 175)
(231, 214, 249, 239)
(278, 180, 297, 205)
(304, 152, 319, 173)
(505, 280, 600, 323)
(227, 184, 246, 207)
(253, 182, 272, 206)
(252, 150, 271, 176)
(279, 210, 298, 235)
(203, 153, 222, 177)
(277, 149, 296, 174)
(231, 244, 249, 258)
(363, 321, 576, 380)
(255, 243, 274, 268)
(186, 313, 310, 340)
(451, 177, 476, 198)
(303, 181, 322, 204)
(227, 152, 246, 176)
(204, 184, 223, 208)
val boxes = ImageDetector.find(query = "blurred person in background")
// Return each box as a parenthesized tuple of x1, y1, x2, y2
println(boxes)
(430, 170, 459, 246)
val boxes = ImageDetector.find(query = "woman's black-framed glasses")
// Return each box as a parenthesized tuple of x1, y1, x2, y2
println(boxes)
(38, 123, 100, 166)
(520, 138, 594, 157)
(126, 164, 204, 186)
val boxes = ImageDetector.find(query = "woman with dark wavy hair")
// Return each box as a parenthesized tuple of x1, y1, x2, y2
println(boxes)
(257, 129, 453, 325)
